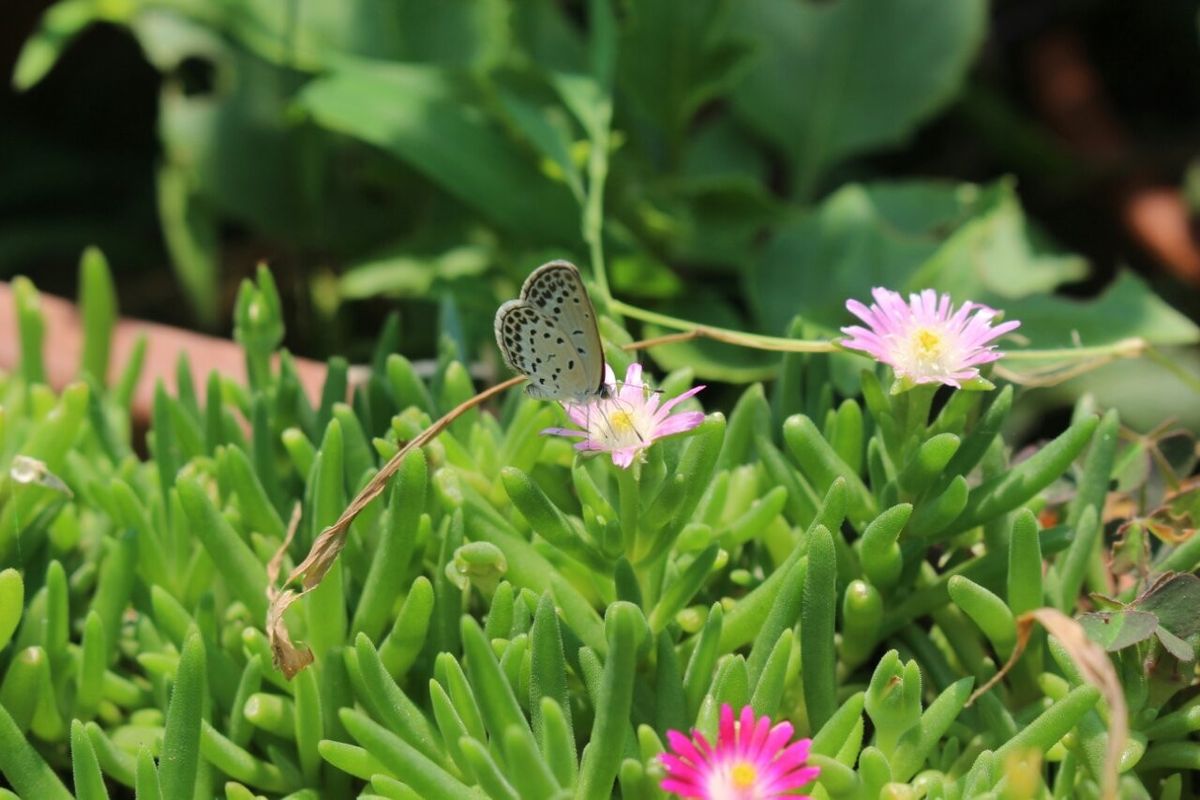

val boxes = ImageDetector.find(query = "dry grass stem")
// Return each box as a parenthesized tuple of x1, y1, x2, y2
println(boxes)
(967, 607, 1128, 800)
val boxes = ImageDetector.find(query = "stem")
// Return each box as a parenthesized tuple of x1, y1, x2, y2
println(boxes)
(582, 102, 613, 305)
(613, 305, 1165, 391)
(609, 299, 838, 353)
(246, 352, 272, 395)
(1143, 344, 1200, 396)
(1002, 337, 1146, 361)
(642, 550, 668, 610)
(904, 384, 936, 434)
(617, 464, 639, 559)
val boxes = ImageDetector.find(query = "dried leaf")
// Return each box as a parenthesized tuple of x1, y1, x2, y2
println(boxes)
(968, 608, 1127, 800)
(1103, 490, 1138, 525)
(267, 588, 313, 679)
(266, 504, 312, 678)
(1112, 475, 1200, 548)
(1143, 520, 1194, 545)
(1106, 428, 1200, 547)
(263, 375, 524, 678)
(1107, 521, 1149, 577)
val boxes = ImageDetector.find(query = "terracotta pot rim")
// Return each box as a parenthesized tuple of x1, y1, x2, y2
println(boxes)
(0, 281, 328, 425)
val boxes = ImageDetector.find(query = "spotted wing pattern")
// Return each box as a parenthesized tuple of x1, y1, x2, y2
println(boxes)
(517, 261, 605, 397)
(495, 298, 599, 403)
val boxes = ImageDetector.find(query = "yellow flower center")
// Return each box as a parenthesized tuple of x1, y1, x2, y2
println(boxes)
(915, 327, 942, 356)
(608, 409, 637, 436)
(730, 761, 757, 789)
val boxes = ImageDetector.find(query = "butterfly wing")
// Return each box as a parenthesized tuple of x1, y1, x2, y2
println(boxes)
(518, 262, 606, 398)
(494, 299, 598, 402)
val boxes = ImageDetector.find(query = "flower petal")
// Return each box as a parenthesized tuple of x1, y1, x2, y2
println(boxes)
(843, 287, 1020, 390)
(622, 362, 644, 388)
(651, 412, 706, 439)
(659, 707, 818, 800)
(654, 384, 706, 418)
(540, 426, 588, 438)
(611, 447, 639, 468)
(665, 730, 709, 767)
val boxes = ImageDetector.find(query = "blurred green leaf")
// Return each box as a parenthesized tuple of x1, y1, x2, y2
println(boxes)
(339, 246, 490, 301)
(681, 117, 770, 184)
(1154, 626, 1194, 661)
(750, 181, 985, 333)
(609, 253, 683, 299)
(1017, 350, 1200, 434)
(751, 179, 1199, 362)
(511, 0, 587, 74)
(906, 183, 1088, 300)
(656, 174, 778, 269)
(730, 0, 986, 194)
(139, 14, 314, 231)
(1079, 573, 1200, 659)
(495, 86, 585, 203)
(298, 60, 580, 244)
(618, 0, 755, 161)
(156, 164, 219, 327)
(217, 0, 508, 71)
(11, 0, 104, 90)
(1005, 272, 1200, 349)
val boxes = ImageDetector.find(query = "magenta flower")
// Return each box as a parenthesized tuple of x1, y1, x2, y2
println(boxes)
(542, 363, 704, 468)
(840, 287, 1020, 390)
(660, 704, 820, 799)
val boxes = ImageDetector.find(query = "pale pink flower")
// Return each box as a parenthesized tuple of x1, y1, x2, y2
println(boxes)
(660, 704, 820, 799)
(841, 287, 1020, 389)
(542, 363, 704, 468)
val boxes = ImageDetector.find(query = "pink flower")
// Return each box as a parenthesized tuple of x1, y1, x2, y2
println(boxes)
(840, 288, 1020, 389)
(660, 704, 820, 799)
(542, 363, 705, 468)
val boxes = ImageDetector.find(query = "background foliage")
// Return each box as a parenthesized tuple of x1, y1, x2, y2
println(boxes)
(5, 1, 1200, 431)
(3, 2, 1200, 798)
(0, 260, 1198, 800)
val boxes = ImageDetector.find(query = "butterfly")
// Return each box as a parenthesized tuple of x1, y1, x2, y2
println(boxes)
(494, 261, 609, 405)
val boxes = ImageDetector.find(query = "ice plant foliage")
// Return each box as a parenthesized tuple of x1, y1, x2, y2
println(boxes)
(840, 287, 1020, 389)
(543, 362, 705, 467)
(660, 704, 819, 800)
(10, 264, 1193, 800)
